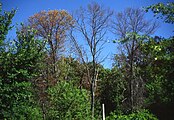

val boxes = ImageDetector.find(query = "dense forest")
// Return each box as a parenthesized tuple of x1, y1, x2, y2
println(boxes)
(0, 2, 174, 120)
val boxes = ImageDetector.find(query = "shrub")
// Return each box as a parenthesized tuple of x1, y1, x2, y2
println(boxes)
(106, 109, 158, 120)
(47, 81, 91, 120)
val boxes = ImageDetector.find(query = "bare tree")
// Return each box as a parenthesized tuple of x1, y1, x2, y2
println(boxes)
(70, 2, 113, 119)
(112, 8, 159, 112)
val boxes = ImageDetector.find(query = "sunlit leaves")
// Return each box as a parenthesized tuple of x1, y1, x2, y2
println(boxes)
(0, 3, 15, 51)
(146, 2, 174, 24)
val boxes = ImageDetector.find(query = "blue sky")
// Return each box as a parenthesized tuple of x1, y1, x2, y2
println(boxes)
(1, 0, 174, 68)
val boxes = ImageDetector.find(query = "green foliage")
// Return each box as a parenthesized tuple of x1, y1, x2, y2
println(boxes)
(106, 109, 158, 120)
(47, 81, 91, 120)
(0, 3, 15, 42)
(0, 25, 45, 83)
(1, 82, 43, 120)
(57, 57, 85, 85)
(99, 67, 127, 115)
(0, 5, 44, 118)
(146, 2, 174, 24)
(143, 3, 174, 114)
(115, 32, 148, 44)
(140, 36, 174, 104)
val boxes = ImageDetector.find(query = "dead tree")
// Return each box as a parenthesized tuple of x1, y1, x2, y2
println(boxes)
(70, 2, 113, 119)
(112, 8, 159, 112)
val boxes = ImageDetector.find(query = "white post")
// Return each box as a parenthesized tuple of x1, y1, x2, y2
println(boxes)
(102, 104, 105, 120)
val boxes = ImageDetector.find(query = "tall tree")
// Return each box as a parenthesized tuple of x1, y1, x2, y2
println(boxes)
(112, 8, 158, 112)
(70, 2, 113, 119)
(24, 11, 74, 117)
(0, 6, 44, 117)
(27, 10, 74, 77)
(0, 3, 15, 118)
(144, 3, 174, 119)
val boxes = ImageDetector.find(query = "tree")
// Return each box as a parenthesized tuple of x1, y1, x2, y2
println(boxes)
(27, 10, 74, 78)
(24, 11, 74, 118)
(0, 3, 15, 118)
(145, 2, 174, 103)
(144, 3, 174, 119)
(70, 2, 113, 118)
(140, 36, 174, 104)
(0, 24, 44, 119)
(112, 8, 158, 112)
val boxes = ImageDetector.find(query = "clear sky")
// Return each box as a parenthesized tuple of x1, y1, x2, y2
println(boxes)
(1, 0, 174, 68)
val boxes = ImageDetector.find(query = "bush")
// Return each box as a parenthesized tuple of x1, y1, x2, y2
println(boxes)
(47, 81, 91, 120)
(106, 109, 158, 120)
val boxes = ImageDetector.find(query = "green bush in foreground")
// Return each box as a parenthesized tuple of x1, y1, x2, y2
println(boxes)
(47, 81, 91, 120)
(106, 109, 158, 120)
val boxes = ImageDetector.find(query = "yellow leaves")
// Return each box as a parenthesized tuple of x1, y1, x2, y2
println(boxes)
(154, 45, 162, 51)
(29, 9, 74, 29)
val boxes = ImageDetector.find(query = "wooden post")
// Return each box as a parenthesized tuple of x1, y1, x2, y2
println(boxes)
(102, 104, 105, 120)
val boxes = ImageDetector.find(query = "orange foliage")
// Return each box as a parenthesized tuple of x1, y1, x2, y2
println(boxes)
(28, 10, 74, 51)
